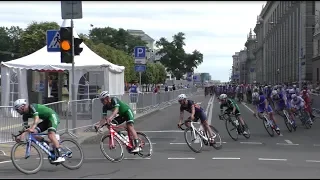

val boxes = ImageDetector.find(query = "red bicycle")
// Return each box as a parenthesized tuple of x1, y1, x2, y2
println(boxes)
(95, 119, 152, 162)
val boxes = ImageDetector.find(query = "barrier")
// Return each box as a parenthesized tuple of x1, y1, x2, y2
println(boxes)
(0, 88, 200, 142)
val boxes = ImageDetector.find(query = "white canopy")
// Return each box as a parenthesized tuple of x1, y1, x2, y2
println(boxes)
(1, 20, 125, 73)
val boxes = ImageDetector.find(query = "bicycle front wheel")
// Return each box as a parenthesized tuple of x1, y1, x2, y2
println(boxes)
(262, 118, 274, 137)
(225, 119, 238, 141)
(283, 110, 293, 132)
(209, 125, 223, 150)
(184, 127, 203, 153)
(100, 135, 124, 162)
(11, 142, 43, 175)
(136, 132, 153, 158)
(60, 138, 84, 170)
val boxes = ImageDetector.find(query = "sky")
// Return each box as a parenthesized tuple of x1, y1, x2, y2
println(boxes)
(0, 1, 265, 82)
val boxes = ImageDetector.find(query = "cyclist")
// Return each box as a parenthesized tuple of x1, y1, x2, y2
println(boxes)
(177, 94, 215, 144)
(271, 90, 297, 128)
(13, 99, 65, 163)
(94, 91, 140, 153)
(252, 91, 281, 132)
(218, 94, 248, 135)
(290, 94, 313, 125)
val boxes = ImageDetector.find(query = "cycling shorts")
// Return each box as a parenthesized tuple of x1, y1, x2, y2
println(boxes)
(114, 109, 135, 124)
(257, 105, 273, 113)
(35, 113, 60, 133)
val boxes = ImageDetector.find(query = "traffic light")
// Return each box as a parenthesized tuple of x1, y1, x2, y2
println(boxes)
(60, 27, 72, 63)
(74, 38, 83, 56)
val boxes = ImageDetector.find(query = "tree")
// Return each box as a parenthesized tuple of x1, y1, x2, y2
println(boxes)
(154, 62, 167, 84)
(156, 32, 203, 79)
(141, 62, 167, 85)
(88, 27, 148, 54)
(0, 26, 23, 62)
(19, 21, 60, 56)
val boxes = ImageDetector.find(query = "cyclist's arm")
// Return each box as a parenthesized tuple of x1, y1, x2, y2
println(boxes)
(263, 99, 268, 111)
(190, 104, 195, 117)
(29, 105, 40, 130)
(219, 103, 224, 114)
(19, 115, 30, 140)
(179, 106, 184, 124)
(107, 98, 120, 120)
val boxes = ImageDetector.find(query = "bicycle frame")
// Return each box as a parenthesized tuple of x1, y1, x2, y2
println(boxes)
(189, 122, 216, 141)
(108, 124, 134, 149)
(262, 112, 273, 126)
(25, 133, 56, 159)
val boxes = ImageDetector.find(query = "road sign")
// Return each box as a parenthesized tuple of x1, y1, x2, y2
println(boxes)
(61, 1, 83, 19)
(46, 30, 60, 52)
(134, 46, 146, 64)
(135, 65, 146, 72)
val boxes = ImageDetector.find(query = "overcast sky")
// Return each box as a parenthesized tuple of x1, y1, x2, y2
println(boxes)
(0, 1, 265, 82)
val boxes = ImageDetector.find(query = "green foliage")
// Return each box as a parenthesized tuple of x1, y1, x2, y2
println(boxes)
(156, 32, 203, 80)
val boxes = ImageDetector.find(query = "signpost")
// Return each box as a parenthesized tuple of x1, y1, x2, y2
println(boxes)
(134, 46, 147, 85)
(46, 30, 60, 52)
(60, 1, 83, 138)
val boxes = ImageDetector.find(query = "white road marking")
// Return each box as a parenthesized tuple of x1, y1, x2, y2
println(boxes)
(168, 157, 195, 160)
(212, 157, 240, 160)
(306, 160, 320, 163)
(258, 158, 287, 161)
(124, 157, 151, 160)
(170, 142, 187, 145)
(313, 144, 320, 147)
(140, 130, 183, 133)
(284, 140, 293, 144)
(241, 102, 255, 114)
(0, 160, 11, 164)
(84, 157, 151, 160)
(276, 143, 299, 146)
(240, 142, 263, 145)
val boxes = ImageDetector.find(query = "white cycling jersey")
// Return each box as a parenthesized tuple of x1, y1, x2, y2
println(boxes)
(290, 96, 305, 110)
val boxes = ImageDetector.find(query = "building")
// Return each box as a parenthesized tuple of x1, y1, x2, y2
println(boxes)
(239, 49, 247, 83)
(232, 52, 240, 82)
(244, 29, 257, 83)
(254, 1, 315, 84)
(312, 1, 320, 83)
(127, 29, 155, 50)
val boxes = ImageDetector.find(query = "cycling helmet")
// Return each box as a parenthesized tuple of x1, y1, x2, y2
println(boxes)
(293, 85, 297, 88)
(289, 89, 295, 94)
(271, 90, 278, 96)
(178, 94, 187, 100)
(99, 91, 110, 99)
(291, 94, 297, 99)
(219, 94, 227, 100)
(252, 92, 259, 100)
(13, 99, 27, 110)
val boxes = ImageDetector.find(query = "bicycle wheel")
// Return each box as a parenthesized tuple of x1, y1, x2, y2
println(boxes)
(209, 125, 222, 150)
(60, 138, 84, 170)
(312, 108, 320, 118)
(136, 132, 153, 158)
(184, 127, 203, 153)
(262, 118, 274, 137)
(225, 119, 238, 141)
(301, 112, 312, 129)
(241, 121, 251, 139)
(283, 110, 293, 132)
(11, 142, 43, 174)
(100, 135, 124, 162)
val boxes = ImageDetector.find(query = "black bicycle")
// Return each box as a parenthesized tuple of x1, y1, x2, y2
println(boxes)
(219, 112, 250, 141)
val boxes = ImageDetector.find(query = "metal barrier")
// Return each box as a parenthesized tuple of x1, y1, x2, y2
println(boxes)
(0, 87, 199, 142)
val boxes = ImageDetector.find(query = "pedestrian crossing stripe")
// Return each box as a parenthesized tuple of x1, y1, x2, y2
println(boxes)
(49, 31, 60, 48)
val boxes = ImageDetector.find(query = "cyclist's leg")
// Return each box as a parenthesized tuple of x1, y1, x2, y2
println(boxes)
(34, 121, 50, 142)
(235, 110, 245, 125)
(124, 109, 140, 151)
(267, 105, 279, 128)
(198, 111, 214, 142)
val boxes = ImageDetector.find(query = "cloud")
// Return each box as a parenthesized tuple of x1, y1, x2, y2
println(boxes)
(0, 1, 265, 82)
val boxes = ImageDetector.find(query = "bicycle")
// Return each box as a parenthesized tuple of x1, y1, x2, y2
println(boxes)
(312, 108, 320, 118)
(179, 119, 222, 153)
(11, 129, 84, 174)
(293, 108, 312, 129)
(96, 119, 152, 163)
(255, 112, 281, 137)
(281, 108, 297, 132)
(219, 112, 250, 141)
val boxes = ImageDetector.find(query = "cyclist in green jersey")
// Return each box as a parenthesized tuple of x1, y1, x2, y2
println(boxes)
(13, 99, 65, 163)
(94, 91, 140, 152)
(218, 94, 248, 135)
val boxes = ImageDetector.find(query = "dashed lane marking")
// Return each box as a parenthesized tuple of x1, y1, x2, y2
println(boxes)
(306, 160, 320, 163)
(240, 142, 263, 145)
(277, 139, 299, 146)
(168, 157, 195, 160)
(258, 158, 287, 161)
(140, 130, 183, 133)
(212, 157, 240, 160)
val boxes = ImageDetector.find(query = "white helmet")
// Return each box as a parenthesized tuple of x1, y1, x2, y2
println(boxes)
(13, 99, 27, 110)
(178, 94, 187, 100)
(99, 91, 110, 99)
(289, 89, 295, 94)
(271, 90, 278, 96)
(291, 94, 297, 99)
(252, 92, 259, 99)
(219, 94, 227, 100)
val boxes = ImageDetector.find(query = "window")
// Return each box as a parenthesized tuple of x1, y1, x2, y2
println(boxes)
(317, 68, 319, 81)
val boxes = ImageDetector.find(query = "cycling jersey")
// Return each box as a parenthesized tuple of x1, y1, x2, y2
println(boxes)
(272, 92, 287, 110)
(255, 95, 273, 113)
(180, 100, 207, 121)
(291, 96, 305, 110)
(220, 98, 240, 115)
(102, 97, 134, 123)
(22, 103, 59, 132)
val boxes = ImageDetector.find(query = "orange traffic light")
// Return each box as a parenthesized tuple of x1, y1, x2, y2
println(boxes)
(61, 40, 71, 51)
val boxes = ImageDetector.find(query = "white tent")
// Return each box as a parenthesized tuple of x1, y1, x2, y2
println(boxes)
(1, 19, 125, 106)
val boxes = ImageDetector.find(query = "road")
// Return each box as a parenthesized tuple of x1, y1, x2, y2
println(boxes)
(1, 94, 320, 178)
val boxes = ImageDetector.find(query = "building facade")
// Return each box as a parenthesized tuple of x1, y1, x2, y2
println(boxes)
(232, 52, 240, 82)
(254, 1, 315, 84)
(245, 29, 257, 83)
(239, 49, 247, 83)
(312, 1, 320, 83)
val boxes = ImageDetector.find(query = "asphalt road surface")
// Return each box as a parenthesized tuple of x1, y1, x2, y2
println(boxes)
(1, 94, 320, 178)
